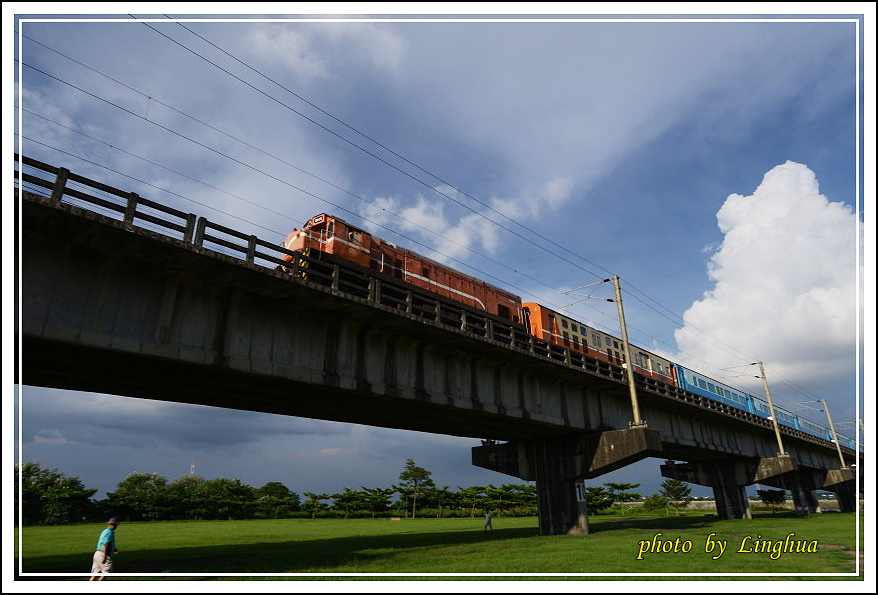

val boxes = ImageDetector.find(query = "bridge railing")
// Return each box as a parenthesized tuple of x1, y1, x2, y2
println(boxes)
(16, 155, 858, 453)
(17, 155, 199, 243)
(193, 218, 300, 270)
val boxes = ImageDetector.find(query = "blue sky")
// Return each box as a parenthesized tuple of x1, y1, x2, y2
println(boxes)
(6, 5, 872, 539)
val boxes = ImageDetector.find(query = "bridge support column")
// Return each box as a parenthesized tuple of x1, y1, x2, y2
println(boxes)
(785, 478, 821, 514)
(532, 440, 589, 535)
(824, 468, 857, 512)
(710, 464, 752, 520)
(660, 460, 751, 519)
(473, 427, 662, 536)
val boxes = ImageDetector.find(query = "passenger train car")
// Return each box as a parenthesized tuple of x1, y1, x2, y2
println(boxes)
(672, 364, 856, 448)
(522, 302, 677, 386)
(281, 213, 856, 450)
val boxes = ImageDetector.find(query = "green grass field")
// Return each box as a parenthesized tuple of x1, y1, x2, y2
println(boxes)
(14, 511, 863, 581)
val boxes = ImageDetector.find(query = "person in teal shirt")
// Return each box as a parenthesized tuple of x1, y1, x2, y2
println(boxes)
(89, 518, 119, 580)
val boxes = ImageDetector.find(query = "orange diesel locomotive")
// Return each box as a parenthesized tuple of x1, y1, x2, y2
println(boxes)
(281, 213, 523, 324)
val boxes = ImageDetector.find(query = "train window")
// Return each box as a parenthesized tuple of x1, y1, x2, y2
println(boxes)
(422, 267, 430, 279)
(498, 304, 510, 319)
(349, 230, 362, 244)
(580, 325, 587, 334)
(327, 222, 335, 236)
(561, 319, 568, 329)
(613, 340, 619, 348)
(548, 315, 556, 333)
(697, 379, 707, 389)
(716, 386, 724, 396)
(707, 382, 716, 393)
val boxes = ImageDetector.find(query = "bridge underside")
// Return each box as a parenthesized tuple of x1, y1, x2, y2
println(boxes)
(20, 191, 860, 534)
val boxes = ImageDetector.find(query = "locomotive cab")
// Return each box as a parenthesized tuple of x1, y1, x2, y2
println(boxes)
(282, 214, 371, 268)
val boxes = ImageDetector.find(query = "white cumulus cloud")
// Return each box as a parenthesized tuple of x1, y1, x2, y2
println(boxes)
(359, 176, 572, 264)
(674, 161, 860, 388)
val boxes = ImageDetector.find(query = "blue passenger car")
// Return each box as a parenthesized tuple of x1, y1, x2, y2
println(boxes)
(672, 364, 861, 446)
(672, 364, 756, 413)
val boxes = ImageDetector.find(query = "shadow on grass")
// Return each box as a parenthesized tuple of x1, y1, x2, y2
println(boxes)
(588, 510, 802, 534)
(19, 526, 539, 577)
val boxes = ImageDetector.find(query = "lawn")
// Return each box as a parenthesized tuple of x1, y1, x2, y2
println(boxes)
(14, 511, 863, 581)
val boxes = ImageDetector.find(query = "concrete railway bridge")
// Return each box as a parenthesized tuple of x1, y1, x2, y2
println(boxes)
(17, 155, 861, 535)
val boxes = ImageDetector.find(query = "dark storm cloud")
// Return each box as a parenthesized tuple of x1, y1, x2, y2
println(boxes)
(18, 386, 349, 452)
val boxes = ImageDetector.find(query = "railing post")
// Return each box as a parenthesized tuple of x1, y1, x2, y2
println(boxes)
(332, 264, 340, 291)
(246, 235, 257, 264)
(460, 311, 467, 331)
(124, 192, 139, 225)
(183, 213, 197, 243)
(50, 167, 69, 205)
(368, 277, 380, 303)
(194, 217, 207, 248)
(289, 252, 302, 278)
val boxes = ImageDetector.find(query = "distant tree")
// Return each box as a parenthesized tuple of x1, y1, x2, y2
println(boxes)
(360, 487, 395, 518)
(584, 486, 615, 513)
(506, 484, 538, 515)
(757, 489, 787, 514)
(331, 488, 368, 518)
(397, 459, 435, 518)
(15, 463, 97, 525)
(604, 482, 642, 503)
(457, 485, 486, 518)
(659, 479, 693, 515)
(201, 478, 255, 519)
(490, 484, 521, 515)
(302, 492, 331, 519)
(640, 493, 669, 512)
(434, 485, 458, 518)
(255, 482, 301, 518)
(166, 475, 209, 520)
(106, 471, 169, 521)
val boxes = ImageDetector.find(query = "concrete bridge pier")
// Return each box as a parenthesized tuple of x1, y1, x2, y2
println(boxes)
(531, 440, 590, 535)
(752, 455, 820, 513)
(473, 427, 663, 535)
(660, 460, 752, 519)
(783, 477, 822, 514)
(824, 468, 857, 512)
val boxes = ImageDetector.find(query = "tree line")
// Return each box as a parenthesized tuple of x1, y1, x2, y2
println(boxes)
(14, 459, 690, 526)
